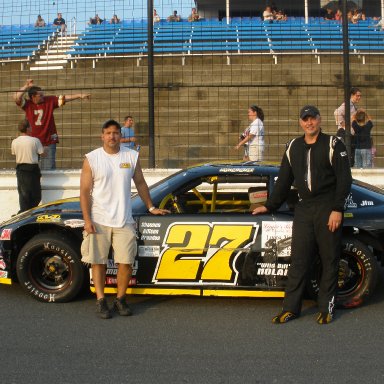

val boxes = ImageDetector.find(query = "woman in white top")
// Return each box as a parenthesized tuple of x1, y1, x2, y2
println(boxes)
(235, 105, 265, 162)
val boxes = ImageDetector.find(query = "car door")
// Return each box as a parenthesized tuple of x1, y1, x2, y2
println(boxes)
(131, 173, 294, 297)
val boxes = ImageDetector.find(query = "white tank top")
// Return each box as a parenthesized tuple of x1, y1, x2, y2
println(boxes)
(86, 147, 139, 227)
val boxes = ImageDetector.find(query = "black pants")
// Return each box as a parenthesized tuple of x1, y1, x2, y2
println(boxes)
(283, 200, 342, 314)
(16, 163, 42, 213)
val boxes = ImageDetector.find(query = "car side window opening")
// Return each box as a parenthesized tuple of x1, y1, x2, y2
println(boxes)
(159, 175, 270, 214)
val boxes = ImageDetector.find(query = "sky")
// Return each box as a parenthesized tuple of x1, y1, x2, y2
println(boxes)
(0, 0, 195, 30)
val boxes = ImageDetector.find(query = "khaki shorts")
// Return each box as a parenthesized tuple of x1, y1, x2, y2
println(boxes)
(81, 222, 137, 265)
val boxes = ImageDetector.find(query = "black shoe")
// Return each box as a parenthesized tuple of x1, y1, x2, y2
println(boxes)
(96, 298, 112, 319)
(113, 296, 133, 316)
(316, 312, 333, 324)
(272, 311, 298, 324)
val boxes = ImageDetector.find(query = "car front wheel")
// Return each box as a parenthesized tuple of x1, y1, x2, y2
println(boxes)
(16, 233, 85, 303)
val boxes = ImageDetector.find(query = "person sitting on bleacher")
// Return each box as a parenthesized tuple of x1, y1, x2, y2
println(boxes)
(153, 9, 161, 23)
(324, 7, 335, 20)
(262, 6, 275, 23)
(275, 10, 287, 22)
(53, 13, 67, 35)
(89, 14, 104, 25)
(110, 14, 120, 24)
(188, 8, 200, 22)
(34, 15, 46, 27)
(167, 10, 181, 22)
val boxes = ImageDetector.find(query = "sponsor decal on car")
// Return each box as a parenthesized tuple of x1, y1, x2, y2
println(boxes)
(219, 167, 254, 173)
(0, 228, 12, 241)
(345, 193, 357, 209)
(36, 214, 61, 223)
(138, 245, 161, 257)
(140, 221, 162, 241)
(0, 258, 6, 270)
(103, 259, 138, 276)
(256, 262, 289, 276)
(261, 221, 292, 258)
(0, 270, 8, 278)
(64, 219, 85, 228)
(360, 200, 374, 207)
(153, 222, 258, 285)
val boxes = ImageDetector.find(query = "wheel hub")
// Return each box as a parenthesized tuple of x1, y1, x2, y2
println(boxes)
(44, 256, 67, 280)
(338, 258, 356, 289)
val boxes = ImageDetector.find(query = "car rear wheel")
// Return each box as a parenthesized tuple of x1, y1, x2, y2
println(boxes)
(308, 237, 379, 308)
(16, 233, 85, 303)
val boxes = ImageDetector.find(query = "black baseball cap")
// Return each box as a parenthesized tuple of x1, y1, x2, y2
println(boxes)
(300, 105, 320, 119)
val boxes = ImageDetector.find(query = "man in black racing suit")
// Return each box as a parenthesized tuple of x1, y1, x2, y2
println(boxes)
(253, 105, 352, 324)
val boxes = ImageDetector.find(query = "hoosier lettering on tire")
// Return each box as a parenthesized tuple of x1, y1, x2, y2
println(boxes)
(16, 233, 85, 303)
(308, 237, 379, 308)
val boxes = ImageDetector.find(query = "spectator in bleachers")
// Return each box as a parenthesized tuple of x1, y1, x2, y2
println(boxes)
(34, 15, 46, 27)
(53, 13, 67, 34)
(262, 6, 275, 23)
(188, 8, 200, 22)
(346, 10, 354, 23)
(275, 10, 287, 22)
(324, 8, 335, 20)
(89, 14, 104, 25)
(110, 14, 120, 24)
(120, 116, 137, 150)
(335, 9, 342, 21)
(351, 9, 360, 24)
(14, 79, 91, 170)
(153, 9, 161, 23)
(167, 10, 181, 22)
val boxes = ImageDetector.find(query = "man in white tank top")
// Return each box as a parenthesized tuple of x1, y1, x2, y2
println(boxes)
(80, 119, 169, 319)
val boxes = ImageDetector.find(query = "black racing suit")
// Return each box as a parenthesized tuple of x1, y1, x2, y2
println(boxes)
(265, 131, 352, 314)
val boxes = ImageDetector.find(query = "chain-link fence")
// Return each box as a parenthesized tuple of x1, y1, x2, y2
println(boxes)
(1, 0, 383, 169)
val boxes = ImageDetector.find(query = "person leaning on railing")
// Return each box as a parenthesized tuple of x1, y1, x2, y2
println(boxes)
(167, 10, 181, 22)
(110, 14, 120, 24)
(34, 15, 46, 27)
(188, 8, 200, 22)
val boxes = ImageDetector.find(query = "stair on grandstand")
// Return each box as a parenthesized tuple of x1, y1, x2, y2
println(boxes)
(30, 34, 78, 70)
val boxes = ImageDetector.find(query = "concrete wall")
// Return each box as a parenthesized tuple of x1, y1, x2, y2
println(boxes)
(1, 168, 383, 224)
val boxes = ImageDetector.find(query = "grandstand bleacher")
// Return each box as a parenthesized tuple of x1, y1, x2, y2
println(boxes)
(65, 18, 384, 62)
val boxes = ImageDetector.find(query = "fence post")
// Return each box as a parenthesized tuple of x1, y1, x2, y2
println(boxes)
(147, 0, 155, 168)
(342, 0, 352, 165)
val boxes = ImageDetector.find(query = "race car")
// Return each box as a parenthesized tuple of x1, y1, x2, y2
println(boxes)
(0, 162, 383, 308)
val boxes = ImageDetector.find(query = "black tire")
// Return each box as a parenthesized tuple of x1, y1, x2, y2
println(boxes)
(16, 233, 85, 303)
(307, 237, 379, 308)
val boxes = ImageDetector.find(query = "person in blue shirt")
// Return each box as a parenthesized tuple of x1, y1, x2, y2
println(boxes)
(120, 115, 137, 149)
(53, 13, 67, 35)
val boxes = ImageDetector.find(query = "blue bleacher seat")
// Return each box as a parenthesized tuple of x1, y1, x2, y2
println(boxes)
(65, 17, 384, 58)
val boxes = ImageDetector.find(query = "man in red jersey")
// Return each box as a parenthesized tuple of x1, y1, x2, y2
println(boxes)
(14, 79, 90, 170)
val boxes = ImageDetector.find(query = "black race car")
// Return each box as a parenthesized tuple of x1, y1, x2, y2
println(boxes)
(0, 162, 383, 307)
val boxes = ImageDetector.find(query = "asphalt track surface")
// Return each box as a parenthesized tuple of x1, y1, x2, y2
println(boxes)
(1, 271, 384, 384)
